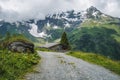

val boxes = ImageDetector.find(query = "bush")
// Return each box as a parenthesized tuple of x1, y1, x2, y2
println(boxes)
(0, 50, 40, 80)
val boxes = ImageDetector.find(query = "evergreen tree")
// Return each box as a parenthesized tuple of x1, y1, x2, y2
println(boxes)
(60, 32, 70, 50)
(5, 32, 11, 40)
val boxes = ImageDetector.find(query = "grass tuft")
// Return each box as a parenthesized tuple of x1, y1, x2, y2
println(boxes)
(67, 51, 120, 75)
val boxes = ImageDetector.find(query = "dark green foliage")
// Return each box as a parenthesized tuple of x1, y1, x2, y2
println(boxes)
(60, 32, 70, 50)
(0, 34, 3, 49)
(5, 32, 11, 40)
(47, 29, 64, 41)
(0, 50, 40, 80)
(69, 27, 120, 60)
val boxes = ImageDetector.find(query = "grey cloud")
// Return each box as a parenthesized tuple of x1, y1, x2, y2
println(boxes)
(0, 0, 120, 22)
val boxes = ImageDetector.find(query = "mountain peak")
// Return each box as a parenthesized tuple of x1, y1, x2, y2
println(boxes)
(85, 6, 103, 19)
(87, 6, 100, 13)
(89, 6, 97, 10)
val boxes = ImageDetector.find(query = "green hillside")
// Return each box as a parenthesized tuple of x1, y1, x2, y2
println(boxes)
(80, 19, 120, 42)
(68, 19, 120, 60)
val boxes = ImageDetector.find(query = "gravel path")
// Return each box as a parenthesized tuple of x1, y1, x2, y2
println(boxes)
(25, 51, 120, 80)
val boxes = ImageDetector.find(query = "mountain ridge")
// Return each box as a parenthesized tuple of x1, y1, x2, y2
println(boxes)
(0, 6, 119, 39)
(0, 6, 120, 60)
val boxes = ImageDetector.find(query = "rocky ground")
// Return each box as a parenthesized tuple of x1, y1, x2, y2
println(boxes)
(25, 51, 120, 80)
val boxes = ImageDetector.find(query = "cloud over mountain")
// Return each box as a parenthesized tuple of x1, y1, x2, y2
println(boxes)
(0, 0, 120, 22)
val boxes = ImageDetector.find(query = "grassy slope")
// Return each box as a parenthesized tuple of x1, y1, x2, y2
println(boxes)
(80, 19, 120, 42)
(67, 51, 120, 75)
(0, 50, 40, 80)
(0, 34, 40, 80)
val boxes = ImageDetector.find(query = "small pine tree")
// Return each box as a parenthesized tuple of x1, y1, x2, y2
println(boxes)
(60, 32, 70, 50)
(5, 32, 11, 40)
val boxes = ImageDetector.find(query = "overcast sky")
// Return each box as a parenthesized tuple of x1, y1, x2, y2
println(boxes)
(0, 0, 120, 22)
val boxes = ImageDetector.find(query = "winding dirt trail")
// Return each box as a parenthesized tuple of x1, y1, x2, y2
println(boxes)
(25, 51, 120, 80)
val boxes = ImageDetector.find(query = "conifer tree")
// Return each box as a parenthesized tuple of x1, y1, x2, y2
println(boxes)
(60, 32, 70, 50)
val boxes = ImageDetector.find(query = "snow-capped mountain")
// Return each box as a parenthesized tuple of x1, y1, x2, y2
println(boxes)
(0, 6, 119, 42)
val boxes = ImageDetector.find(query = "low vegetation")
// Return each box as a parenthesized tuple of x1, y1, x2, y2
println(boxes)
(0, 33, 40, 80)
(0, 50, 40, 80)
(35, 47, 55, 52)
(67, 51, 120, 75)
(0, 33, 32, 49)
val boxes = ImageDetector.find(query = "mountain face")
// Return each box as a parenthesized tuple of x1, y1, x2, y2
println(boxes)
(0, 9, 83, 41)
(0, 6, 117, 40)
(0, 6, 120, 60)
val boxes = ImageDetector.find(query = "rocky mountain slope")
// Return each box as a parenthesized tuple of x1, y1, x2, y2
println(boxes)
(0, 6, 119, 41)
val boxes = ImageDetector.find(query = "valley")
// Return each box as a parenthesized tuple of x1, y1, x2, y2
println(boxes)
(1, 6, 120, 60)
(0, 5, 120, 80)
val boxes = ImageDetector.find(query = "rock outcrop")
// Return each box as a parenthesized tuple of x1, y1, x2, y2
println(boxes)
(8, 41, 34, 53)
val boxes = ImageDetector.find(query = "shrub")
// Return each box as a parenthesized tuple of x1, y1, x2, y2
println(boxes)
(0, 50, 40, 80)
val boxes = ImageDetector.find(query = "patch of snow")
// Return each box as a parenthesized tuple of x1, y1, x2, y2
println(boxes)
(34, 19, 37, 24)
(65, 22, 70, 28)
(29, 23, 47, 38)
(47, 22, 50, 27)
(69, 18, 77, 22)
(46, 22, 51, 29)
(15, 22, 20, 27)
(101, 14, 107, 17)
(65, 12, 69, 17)
(62, 16, 79, 22)
(92, 11, 99, 16)
(81, 11, 87, 19)
(73, 11, 78, 14)
(0, 19, 3, 22)
(61, 16, 67, 20)
(53, 25, 59, 29)
(0, 24, 2, 27)
(21, 21, 27, 25)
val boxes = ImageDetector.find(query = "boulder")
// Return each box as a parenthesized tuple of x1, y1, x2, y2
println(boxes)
(8, 41, 34, 53)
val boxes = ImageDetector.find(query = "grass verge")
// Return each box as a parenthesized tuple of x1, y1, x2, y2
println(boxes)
(35, 47, 55, 52)
(0, 50, 40, 80)
(67, 51, 120, 75)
